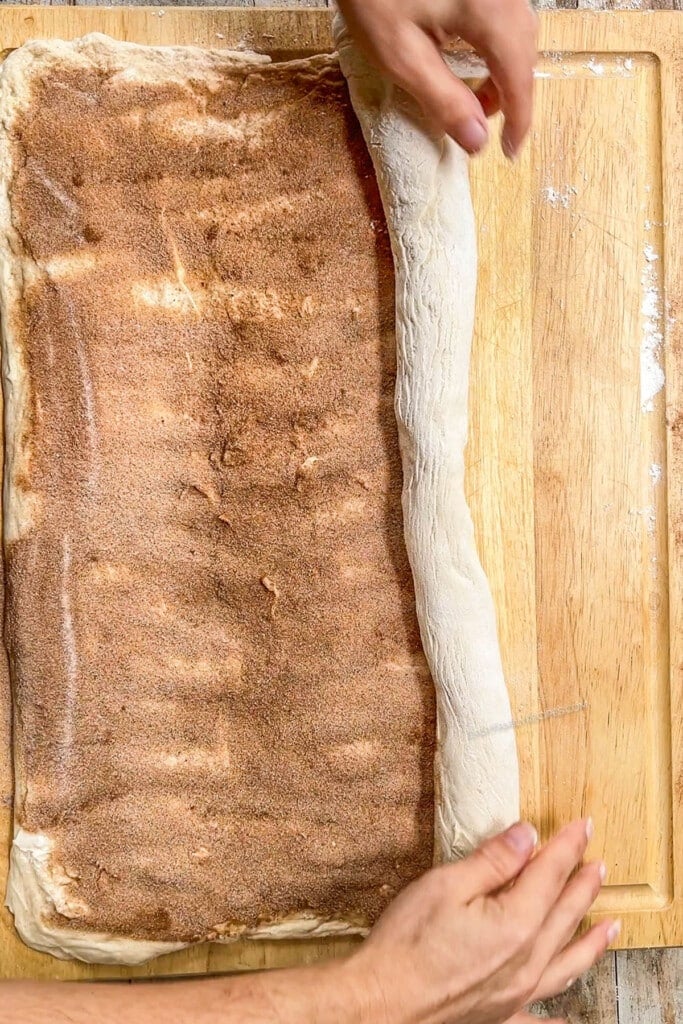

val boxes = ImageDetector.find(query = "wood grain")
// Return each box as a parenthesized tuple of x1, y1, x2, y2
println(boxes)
(576, 1, 683, 9)
(0, 3, 680, 983)
(532, 955, 619, 1022)
(73, 1, 270, 7)
(616, 949, 683, 1024)
(1, 2, 71, 7)
(535, 948, 683, 1023)
(468, 12, 682, 953)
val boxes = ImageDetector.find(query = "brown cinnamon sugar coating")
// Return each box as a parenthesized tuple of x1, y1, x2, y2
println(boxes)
(5, 50, 435, 942)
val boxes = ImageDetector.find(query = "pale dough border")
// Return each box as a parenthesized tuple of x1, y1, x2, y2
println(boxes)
(0, 27, 518, 965)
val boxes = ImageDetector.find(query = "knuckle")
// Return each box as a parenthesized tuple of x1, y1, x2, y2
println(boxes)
(500, 915, 534, 955)
(510, 69, 535, 102)
(569, 821, 589, 855)
(441, 108, 469, 137)
(569, 831, 585, 864)
(495, 69, 533, 116)
(512, 919, 536, 952)
(555, 851, 577, 886)
(382, 51, 418, 91)
(435, 83, 479, 123)
(476, 842, 515, 883)
(432, 861, 471, 905)
(574, 887, 597, 924)
(548, 866, 570, 899)
(590, 869, 604, 901)
(436, 862, 463, 892)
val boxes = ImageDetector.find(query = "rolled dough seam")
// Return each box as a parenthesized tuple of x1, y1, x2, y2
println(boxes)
(334, 15, 519, 862)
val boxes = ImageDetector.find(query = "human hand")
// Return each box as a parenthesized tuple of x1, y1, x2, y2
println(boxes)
(346, 819, 618, 1024)
(336, 0, 538, 158)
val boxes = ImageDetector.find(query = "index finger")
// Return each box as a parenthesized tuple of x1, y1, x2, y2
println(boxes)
(500, 818, 592, 927)
(476, 10, 537, 157)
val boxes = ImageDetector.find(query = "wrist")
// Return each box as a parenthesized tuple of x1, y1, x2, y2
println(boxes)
(250, 952, 397, 1024)
(339, 948, 405, 1024)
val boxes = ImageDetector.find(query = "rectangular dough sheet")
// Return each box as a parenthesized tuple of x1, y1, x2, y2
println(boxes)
(0, 25, 518, 964)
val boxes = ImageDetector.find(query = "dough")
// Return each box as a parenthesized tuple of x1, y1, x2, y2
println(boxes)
(0, 26, 518, 966)
(335, 16, 519, 861)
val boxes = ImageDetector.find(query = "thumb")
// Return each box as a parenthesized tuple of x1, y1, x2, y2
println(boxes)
(380, 23, 489, 153)
(459, 822, 538, 900)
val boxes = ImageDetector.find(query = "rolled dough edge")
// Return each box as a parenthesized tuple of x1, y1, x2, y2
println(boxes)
(335, 19, 520, 862)
(0, 36, 367, 966)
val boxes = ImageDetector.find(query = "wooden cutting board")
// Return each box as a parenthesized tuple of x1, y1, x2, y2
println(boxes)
(0, 7, 680, 980)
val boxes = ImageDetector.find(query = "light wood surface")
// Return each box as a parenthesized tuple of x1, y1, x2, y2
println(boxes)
(0, 6, 680, 981)
(467, 8, 683, 954)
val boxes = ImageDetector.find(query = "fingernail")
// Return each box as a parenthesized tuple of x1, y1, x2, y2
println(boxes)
(459, 118, 488, 154)
(607, 920, 622, 944)
(585, 816, 594, 841)
(504, 821, 538, 853)
(501, 131, 517, 161)
(565, 978, 575, 990)
(599, 861, 607, 883)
